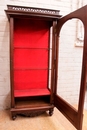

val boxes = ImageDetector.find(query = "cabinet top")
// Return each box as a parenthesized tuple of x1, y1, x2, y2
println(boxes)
(5, 5, 61, 20)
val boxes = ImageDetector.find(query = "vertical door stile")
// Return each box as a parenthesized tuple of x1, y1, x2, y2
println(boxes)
(50, 21, 57, 104)
(77, 7, 87, 129)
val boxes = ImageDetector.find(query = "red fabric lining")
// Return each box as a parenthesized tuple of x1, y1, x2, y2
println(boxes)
(14, 18, 50, 97)
(14, 49, 48, 68)
(14, 19, 49, 48)
(14, 88, 50, 97)
(14, 70, 48, 90)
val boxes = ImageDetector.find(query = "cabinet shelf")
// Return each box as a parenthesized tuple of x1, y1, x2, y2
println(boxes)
(14, 47, 52, 50)
(14, 88, 50, 97)
(14, 68, 51, 70)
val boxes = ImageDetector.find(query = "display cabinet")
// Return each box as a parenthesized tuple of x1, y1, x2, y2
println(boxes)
(5, 5, 87, 130)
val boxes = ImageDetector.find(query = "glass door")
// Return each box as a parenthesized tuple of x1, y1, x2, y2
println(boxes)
(54, 5, 87, 130)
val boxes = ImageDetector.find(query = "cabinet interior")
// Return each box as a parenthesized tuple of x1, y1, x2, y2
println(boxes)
(15, 95, 50, 108)
(13, 18, 52, 100)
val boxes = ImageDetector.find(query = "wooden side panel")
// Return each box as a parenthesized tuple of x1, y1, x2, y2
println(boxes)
(10, 17, 15, 107)
(50, 21, 57, 104)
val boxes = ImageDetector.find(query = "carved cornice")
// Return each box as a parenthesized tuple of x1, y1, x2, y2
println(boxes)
(7, 5, 60, 15)
(5, 5, 61, 21)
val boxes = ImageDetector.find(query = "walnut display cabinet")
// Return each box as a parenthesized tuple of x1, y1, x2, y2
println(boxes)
(5, 5, 87, 130)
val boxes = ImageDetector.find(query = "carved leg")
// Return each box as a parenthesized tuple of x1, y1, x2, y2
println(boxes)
(49, 108, 54, 116)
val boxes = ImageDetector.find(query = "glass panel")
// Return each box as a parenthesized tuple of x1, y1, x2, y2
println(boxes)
(57, 19, 84, 110)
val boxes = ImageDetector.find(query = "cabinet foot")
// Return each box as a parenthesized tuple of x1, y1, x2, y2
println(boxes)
(49, 108, 54, 116)
(12, 115, 17, 120)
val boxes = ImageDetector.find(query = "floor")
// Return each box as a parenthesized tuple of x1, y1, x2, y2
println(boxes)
(0, 108, 87, 130)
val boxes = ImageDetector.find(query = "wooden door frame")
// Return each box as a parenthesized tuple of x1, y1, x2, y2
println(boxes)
(54, 5, 87, 130)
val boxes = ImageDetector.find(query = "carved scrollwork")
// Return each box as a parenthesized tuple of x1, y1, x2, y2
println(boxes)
(18, 111, 45, 117)
(11, 109, 54, 120)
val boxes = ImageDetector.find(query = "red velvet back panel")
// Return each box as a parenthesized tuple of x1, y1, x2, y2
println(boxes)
(14, 18, 49, 91)
(14, 70, 48, 90)
(14, 19, 49, 48)
(14, 49, 48, 69)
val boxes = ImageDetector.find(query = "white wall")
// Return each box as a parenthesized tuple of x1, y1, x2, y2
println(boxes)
(0, 0, 86, 110)
(57, 19, 83, 107)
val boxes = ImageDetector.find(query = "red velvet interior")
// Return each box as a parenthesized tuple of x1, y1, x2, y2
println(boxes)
(14, 19, 49, 48)
(14, 89, 50, 97)
(14, 18, 50, 97)
(14, 70, 48, 90)
(14, 49, 48, 69)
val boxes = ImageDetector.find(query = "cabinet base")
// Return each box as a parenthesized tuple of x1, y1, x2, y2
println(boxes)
(11, 105, 54, 120)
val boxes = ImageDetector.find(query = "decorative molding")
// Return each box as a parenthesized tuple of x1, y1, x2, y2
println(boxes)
(5, 5, 61, 20)
(7, 5, 59, 15)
